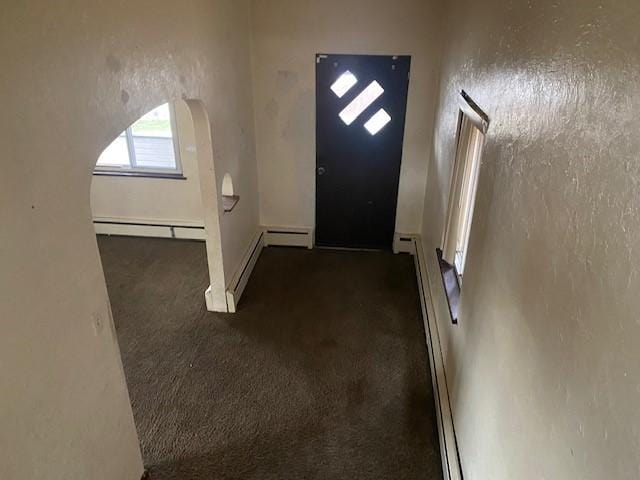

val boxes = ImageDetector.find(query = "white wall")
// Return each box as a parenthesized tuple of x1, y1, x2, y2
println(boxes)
(90, 101, 205, 226)
(0, 1, 258, 478)
(421, 0, 640, 478)
(250, 0, 444, 233)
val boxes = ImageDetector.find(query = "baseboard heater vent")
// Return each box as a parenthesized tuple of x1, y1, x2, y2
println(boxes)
(262, 226, 314, 249)
(411, 234, 463, 480)
(393, 232, 417, 254)
(94, 219, 205, 241)
(226, 230, 265, 313)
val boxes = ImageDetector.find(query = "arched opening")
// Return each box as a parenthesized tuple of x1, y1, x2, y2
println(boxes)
(91, 98, 227, 312)
(89, 98, 228, 474)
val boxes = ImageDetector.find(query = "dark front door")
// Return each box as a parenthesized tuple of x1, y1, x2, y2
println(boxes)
(315, 54, 411, 250)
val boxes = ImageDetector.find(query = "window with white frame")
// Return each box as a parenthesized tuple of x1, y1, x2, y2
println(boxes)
(95, 103, 182, 175)
(441, 92, 488, 279)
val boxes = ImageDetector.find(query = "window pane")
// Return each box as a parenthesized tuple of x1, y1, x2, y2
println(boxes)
(364, 109, 391, 135)
(132, 136, 176, 169)
(96, 133, 130, 167)
(331, 71, 358, 98)
(130, 103, 177, 170)
(339, 81, 384, 126)
(95, 103, 180, 173)
(130, 103, 173, 138)
(455, 126, 484, 274)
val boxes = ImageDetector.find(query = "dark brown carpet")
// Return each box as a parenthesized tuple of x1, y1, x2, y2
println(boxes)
(97, 236, 443, 480)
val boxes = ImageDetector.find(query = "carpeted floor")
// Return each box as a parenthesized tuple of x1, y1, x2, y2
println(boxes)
(97, 236, 443, 480)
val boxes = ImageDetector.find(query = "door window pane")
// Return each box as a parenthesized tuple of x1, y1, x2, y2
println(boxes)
(331, 71, 358, 98)
(364, 109, 391, 135)
(339, 81, 384, 126)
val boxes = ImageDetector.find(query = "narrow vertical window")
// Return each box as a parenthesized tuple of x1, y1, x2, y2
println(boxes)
(442, 113, 485, 277)
(439, 91, 489, 324)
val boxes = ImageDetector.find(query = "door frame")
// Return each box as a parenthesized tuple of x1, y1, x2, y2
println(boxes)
(314, 53, 412, 250)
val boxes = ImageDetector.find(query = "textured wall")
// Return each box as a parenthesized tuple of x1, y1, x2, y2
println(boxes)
(421, 0, 640, 478)
(90, 101, 205, 226)
(0, 1, 257, 478)
(251, 0, 444, 233)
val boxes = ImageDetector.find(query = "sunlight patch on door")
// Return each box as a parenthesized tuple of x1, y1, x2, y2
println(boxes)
(364, 109, 391, 135)
(338, 81, 384, 126)
(330, 71, 358, 98)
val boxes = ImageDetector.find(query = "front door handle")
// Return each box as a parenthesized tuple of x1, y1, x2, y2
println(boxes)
(317, 166, 326, 176)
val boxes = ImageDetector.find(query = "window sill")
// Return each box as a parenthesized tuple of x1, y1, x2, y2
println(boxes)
(436, 248, 461, 325)
(93, 171, 186, 180)
(222, 195, 239, 213)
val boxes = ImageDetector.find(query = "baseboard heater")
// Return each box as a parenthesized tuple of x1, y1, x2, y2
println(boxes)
(407, 235, 464, 480)
(225, 230, 265, 313)
(393, 232, 417, 254)
(93, 219, 206, 241)
(262, 226, 314, 249)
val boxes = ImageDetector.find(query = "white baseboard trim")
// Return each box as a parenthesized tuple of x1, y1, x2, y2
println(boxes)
(225, 229, 265, 313)
(204, 285, 228, 312)
(204, 285, 215, 311)
(393, 232, 417, 254)
(93, 217, 206, 241)
(262, 225, 314, 249)
(410, 234, 462, 480)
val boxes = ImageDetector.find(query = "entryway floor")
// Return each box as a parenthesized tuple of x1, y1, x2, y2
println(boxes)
(98, 236, 443, 480)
